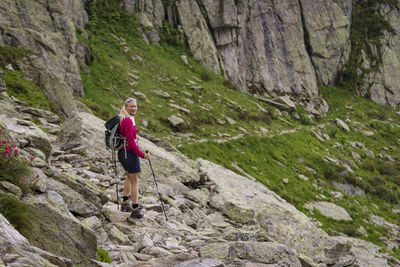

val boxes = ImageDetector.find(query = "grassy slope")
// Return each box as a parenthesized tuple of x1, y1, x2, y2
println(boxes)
(4, 2, 398, 259)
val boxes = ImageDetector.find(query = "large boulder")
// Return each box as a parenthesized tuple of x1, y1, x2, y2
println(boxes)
(0, 213, 69, 266)
(25, 195, 97, 266)
(58, 112, 109, 159)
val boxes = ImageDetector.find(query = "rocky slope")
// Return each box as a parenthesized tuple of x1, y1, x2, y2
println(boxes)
(1, 77, 399, 266)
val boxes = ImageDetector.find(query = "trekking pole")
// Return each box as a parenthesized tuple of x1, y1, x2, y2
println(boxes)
(146, 150, 168, 221)
(112, 150, 119, 211)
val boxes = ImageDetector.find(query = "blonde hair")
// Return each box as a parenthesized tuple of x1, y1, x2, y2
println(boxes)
(119, 98, 137, 118)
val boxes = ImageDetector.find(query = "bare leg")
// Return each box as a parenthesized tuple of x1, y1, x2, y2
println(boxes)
(123, 171, 131, 197)
(128, 172, 139, 204)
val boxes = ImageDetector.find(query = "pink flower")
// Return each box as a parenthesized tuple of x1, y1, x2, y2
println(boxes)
(6, 150, 10, 154)
(36, 174, 39, 178)
(13, 144, 16, 148)
(1, 153, 5, 157)
(0, 129, 3, 133)
(6, 141, 10, 144)
(30, 157, 34, 161)
(14, 149, 18, 154)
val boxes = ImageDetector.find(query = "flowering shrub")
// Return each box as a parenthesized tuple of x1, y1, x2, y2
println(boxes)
(0, 128, 32, 192)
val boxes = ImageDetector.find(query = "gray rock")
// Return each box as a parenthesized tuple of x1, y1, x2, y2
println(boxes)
(146, 29, 161, 44)
(169, 104, 190, 114)
(332, 181, 365, 197)
(185, 189, 209, 207)
(350, 151, 361, 161)
(300, 0, 350, 86)
(181, 55, 189, 65)
(200, 241, 302, 266)
(0, 69, 6, 93)
(133, 91, 147, 99)
(76, 41, 92, 66)
(0, 181, 22, 198)
(122, 0, 164, 28)
(58, 112, 109, 159)
(0, 115, 52, 159)
(307, 201, 352, 221)
(24, 196, 97, 266)
(274, 96, 296, 111)
(168, 115, 185, 127)
(176, 0, 220, 74)
(176, 257, 225, 267)
(151, 89, 171, 98)
(335, 118, 350, 132)
(0, 0, 86, 116)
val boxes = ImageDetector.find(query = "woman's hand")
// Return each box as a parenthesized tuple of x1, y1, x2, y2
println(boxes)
(143, 153, 151, 160)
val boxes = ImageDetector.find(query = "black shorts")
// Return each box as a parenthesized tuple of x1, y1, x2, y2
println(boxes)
(118, 150, 141, 173)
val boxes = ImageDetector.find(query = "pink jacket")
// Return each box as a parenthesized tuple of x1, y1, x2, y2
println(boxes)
(119, 117, 145, 158)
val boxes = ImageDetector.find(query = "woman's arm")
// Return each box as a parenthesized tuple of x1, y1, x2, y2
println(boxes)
(121, 118, 145, 158)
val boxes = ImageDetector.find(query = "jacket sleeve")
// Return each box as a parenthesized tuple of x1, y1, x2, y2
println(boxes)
(121, 118, 145, 158)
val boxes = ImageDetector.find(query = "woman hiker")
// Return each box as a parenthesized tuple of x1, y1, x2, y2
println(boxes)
(118, 98, 150, 219)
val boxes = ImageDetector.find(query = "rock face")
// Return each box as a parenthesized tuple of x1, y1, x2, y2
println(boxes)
(299, 0, 351, 85)
(123, 0, 400, 108)
(357, 3, 400, 107)
(176, 0, 221, 75)
(122, 0, 164, 28)
(0, 0, 88, 116)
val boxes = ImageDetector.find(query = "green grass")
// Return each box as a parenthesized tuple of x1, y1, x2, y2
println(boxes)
(0, 136, 32, 194)
(80, 1, 303, 144)
(97, 247, 112, 263)
(180, 85, 400, 253)
(3, 68, 52, 112)
(0, 194, 35, 238)
(0, 45, 31, 66)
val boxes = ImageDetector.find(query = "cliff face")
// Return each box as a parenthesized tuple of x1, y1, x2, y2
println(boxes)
(358, 3, 400, 107)
(0, 0, 88, 116)
(122, 0, 400, 108)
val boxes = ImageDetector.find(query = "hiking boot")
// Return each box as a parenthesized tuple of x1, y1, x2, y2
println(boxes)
(120, 200, 131, 212)
(130, 206, 144, 219)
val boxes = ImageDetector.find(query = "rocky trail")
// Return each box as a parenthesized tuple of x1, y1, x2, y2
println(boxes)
(1, 92, 400, 267)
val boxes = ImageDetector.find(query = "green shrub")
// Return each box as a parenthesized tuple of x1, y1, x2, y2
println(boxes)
(200, 72, 212, 82)
(223, 80, 238, 90)
(299, 114, 313, 125)
(0, 129, 32, 193)
(341, 224, 361, 237)
(0, 46, 31, 66)
(97, 247, 112, 263)
(368, 176, 399, 203)
(361, 159, 376, 172)
(325, 126, 338, 138)
(376, 161, 400, 178)
(367, 110, 387, 120)
(0, 194, 34, 237)
(3, 69, 52, 112)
